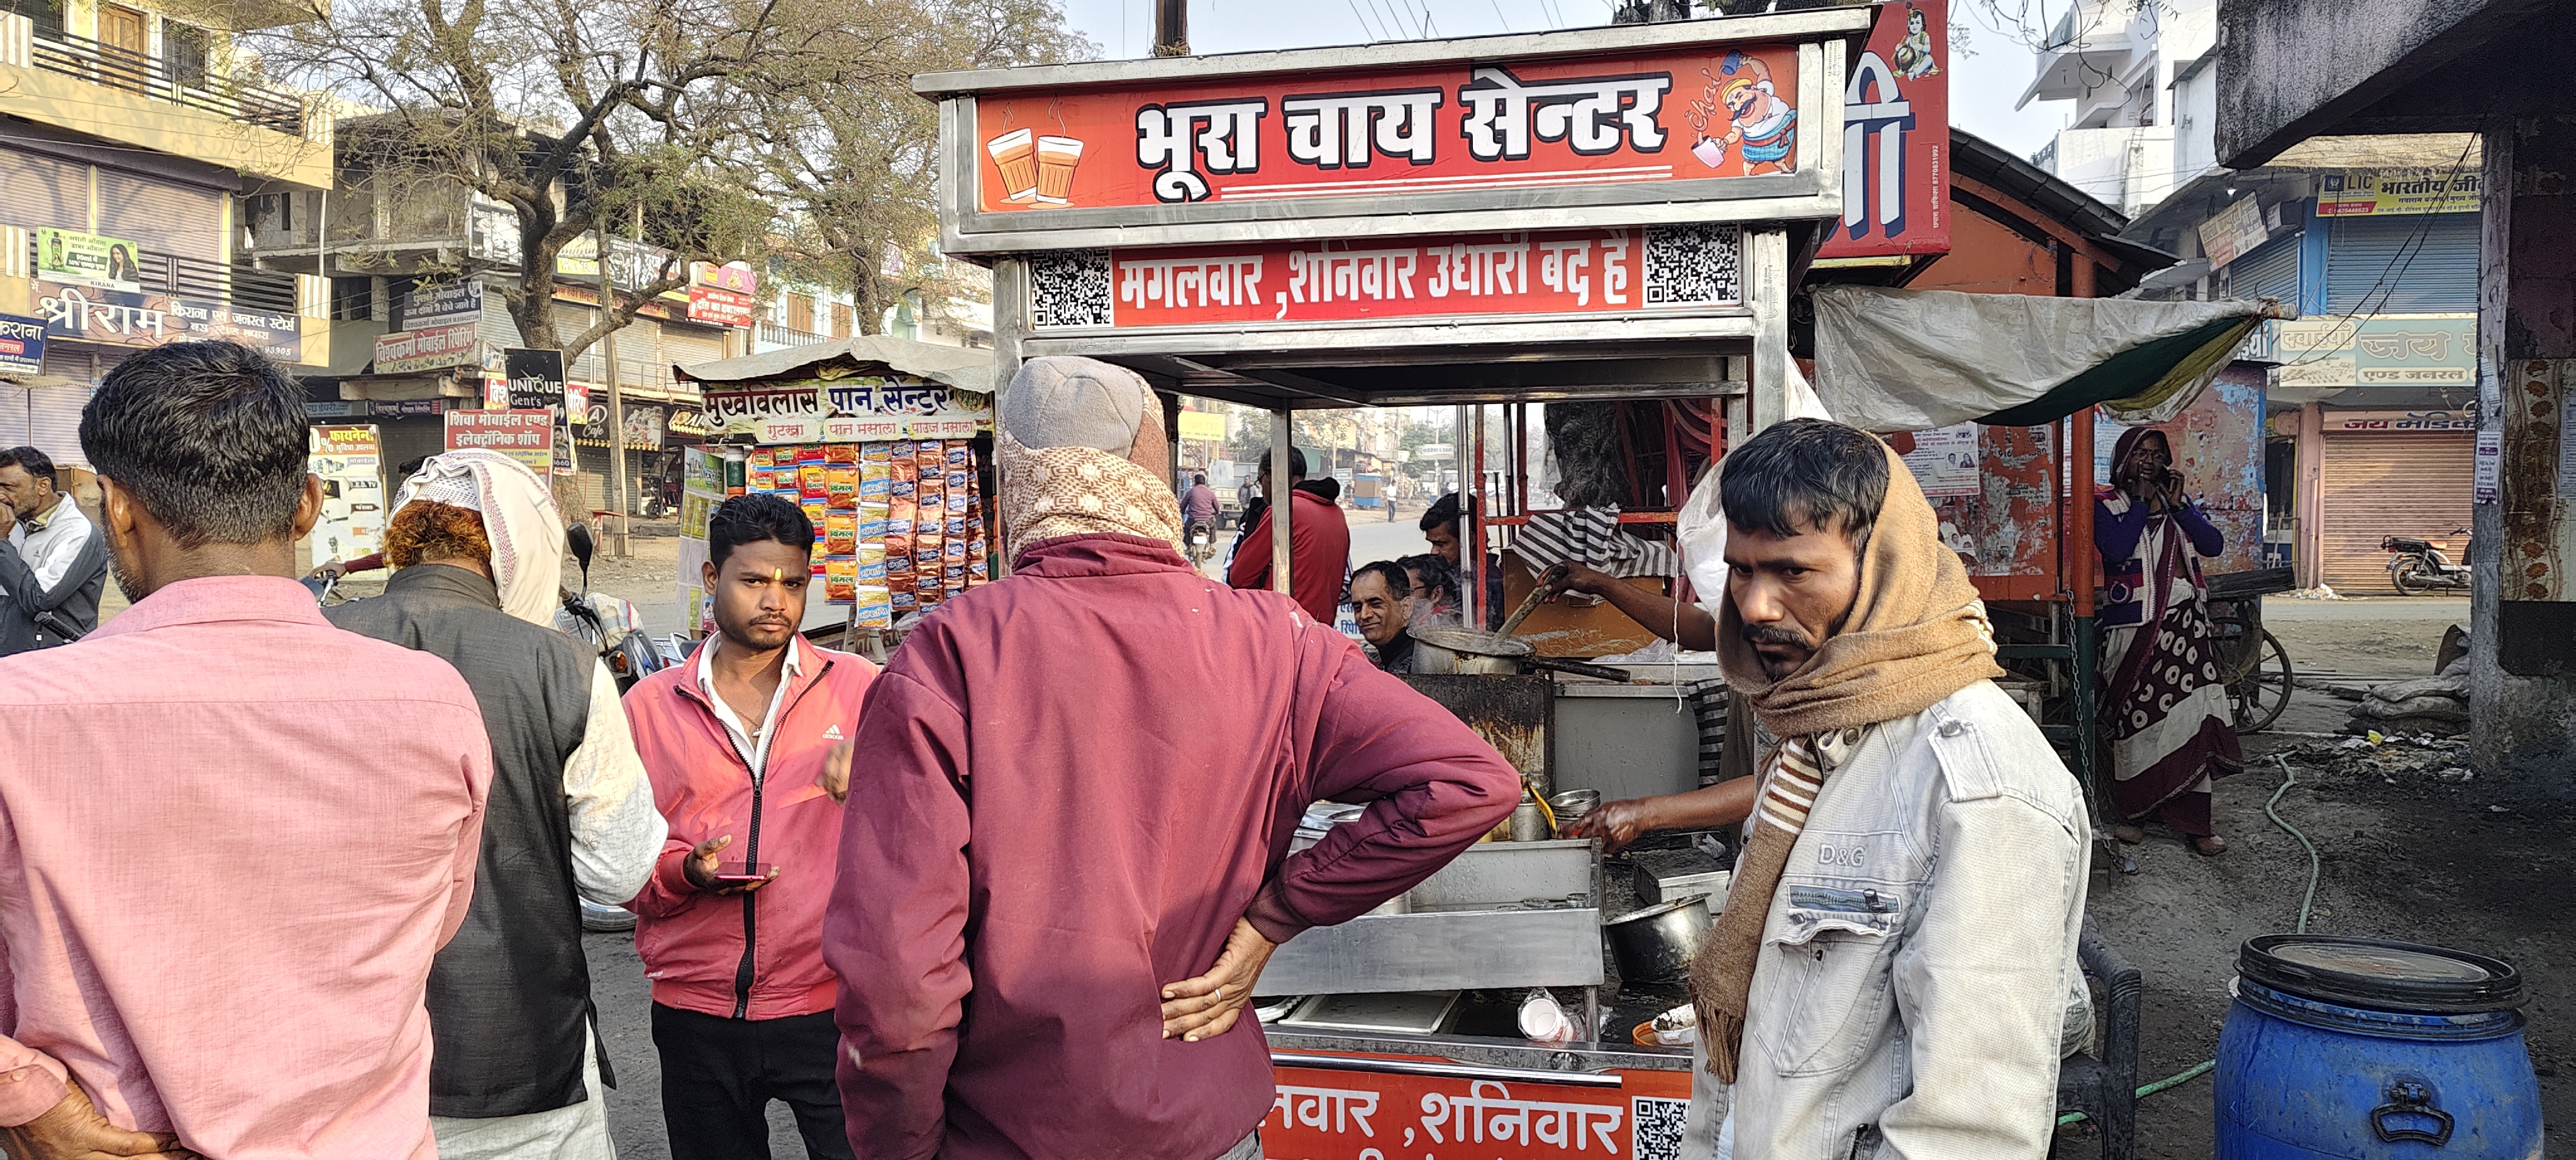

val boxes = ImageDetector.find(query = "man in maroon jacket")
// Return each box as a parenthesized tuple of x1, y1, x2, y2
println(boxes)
(1224, 444, 1352, 623)
(825, 355, 1519, 1160)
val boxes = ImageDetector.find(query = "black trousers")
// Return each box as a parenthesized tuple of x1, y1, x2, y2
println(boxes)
(651, 1003, 856, 1160)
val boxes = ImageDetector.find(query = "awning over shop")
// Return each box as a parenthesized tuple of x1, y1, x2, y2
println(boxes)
(1813, 287, 2290, 432)
(674, 336, 994, 397)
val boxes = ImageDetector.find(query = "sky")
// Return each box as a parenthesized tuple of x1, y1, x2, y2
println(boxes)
(1052, 0, 2072, 159)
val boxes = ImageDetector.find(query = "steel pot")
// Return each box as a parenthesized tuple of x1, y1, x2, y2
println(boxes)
(1604, 897, 1711, 983)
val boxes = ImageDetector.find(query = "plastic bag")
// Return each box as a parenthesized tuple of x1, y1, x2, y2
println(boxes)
(1676, 363, 1835, 600)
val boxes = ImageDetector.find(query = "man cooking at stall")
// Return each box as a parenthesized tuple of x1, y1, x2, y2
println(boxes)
(1641, 418, 2086, 1159)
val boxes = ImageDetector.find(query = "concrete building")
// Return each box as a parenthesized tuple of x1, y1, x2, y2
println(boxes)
(2026, 4, 2484, 594)
(2215, 0, 2576, 776)
(0, 0, 336, 473)
(237, 115, 742, 515)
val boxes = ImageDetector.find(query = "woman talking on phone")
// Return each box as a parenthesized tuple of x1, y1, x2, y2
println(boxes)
(2094, 427, 2241, 856)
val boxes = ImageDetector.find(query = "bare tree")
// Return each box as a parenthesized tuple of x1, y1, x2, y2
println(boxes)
(257, 0, 857, 358)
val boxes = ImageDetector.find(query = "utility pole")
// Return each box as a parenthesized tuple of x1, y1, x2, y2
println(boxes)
(597, 215, 630, 559)
(1153, 0, 1186, 56)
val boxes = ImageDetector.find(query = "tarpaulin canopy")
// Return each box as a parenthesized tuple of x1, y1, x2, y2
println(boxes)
(1813, 286, 2289, 432)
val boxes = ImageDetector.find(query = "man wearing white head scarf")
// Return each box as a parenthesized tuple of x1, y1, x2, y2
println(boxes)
(328, 449, 667, 1160)
(824, 356, 1519, 1160)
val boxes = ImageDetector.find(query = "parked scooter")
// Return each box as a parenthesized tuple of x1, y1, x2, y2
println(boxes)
(2382, 527, 2471, 594)
(557, 523, 665, 693)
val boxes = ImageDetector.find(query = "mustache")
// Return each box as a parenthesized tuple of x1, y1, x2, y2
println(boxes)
(1742, 624, 1810, 649)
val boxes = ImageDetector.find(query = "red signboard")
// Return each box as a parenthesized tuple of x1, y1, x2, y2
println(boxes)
(1264, 1062, 1694, 1160)
(972, 44, 1803, 214)
(687, 285, 756, 328)
(1030, 224, 1744, 330)
(1818, 0, 1949, 259)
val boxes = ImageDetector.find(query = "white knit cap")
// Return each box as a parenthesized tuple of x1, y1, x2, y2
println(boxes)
(999, 356, 1152, 454)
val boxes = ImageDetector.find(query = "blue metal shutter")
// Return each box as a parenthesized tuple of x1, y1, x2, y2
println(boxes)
(2223, 233, 2302, 304)
(2326, 213, 2480, 315)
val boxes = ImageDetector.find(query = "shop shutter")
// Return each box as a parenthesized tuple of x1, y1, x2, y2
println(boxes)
(2223, 233, 2302, 304)
(26, 385, 95, 469)
(0, 152, 89, 231)
(477, 292, 521, 349)
(660, 325, 724, 378)
(2318, 431, 2473, 593)
(2325, 213, 2480, 315)
(94, 170, 226, 262)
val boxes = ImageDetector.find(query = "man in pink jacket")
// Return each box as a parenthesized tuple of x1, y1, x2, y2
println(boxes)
(826, 356, 1520, 1160)
(623, 493, 877, 1160)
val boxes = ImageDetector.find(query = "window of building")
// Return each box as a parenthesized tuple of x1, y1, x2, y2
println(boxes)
(0, 0, 63, 39)
(786, 292, 814, 333)
(830, 301, 853, 338)
(165, 21, 209, 87)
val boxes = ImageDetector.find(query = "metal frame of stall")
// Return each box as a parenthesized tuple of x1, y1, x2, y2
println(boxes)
(919, 6, 1870, 1129)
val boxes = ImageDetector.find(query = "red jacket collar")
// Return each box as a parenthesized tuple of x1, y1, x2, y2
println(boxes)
(1010, 533, 1193, 577)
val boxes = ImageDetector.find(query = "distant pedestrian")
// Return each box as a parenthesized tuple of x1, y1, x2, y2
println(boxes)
(327, 449, 667, 1160)
(1181, 472, 1219, 565)
(0, 445, 106, 653)
(1225, 444, 1352, 624)
(2094, 427, 2239, 856)
(0, 340, 492, 1159)
(621, 493, 878, 1160)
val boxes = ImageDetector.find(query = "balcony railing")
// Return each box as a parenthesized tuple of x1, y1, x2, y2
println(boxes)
(27, 30, 303, 135)
(755, 320, 835, 348)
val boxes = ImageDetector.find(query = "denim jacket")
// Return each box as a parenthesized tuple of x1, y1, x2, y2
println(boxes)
(1684, 680, 2089, 1160)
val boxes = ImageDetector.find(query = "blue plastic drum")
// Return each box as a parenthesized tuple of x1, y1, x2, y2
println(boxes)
(2217, 935, 2542, 1158)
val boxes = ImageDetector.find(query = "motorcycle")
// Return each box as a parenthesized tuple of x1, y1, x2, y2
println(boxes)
(2382, 527, 2471, 595)
(557, 523, 665, 694)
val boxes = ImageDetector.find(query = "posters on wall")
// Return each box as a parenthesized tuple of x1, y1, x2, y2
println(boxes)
(2475, 428, 2501, 504)
(2199, 196, 2270, 270)
(36, 228, 147, 291)
(308, 425, 385, 571)
(447, 410, 557, 474)
(621, 404, 667, 447)
(33, 280, 302, 362)
(0, 315, 46, 376)
(1821, 0, 1950, 259)
(1899, 423, 1980, 497)
(678, 448, 727, 637)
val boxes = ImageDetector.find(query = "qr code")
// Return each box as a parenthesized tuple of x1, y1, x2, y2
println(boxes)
(1645, 223, 1744, 306)
(1632, 1096, 1689, 1160)
(1030, 250, 1113, 329)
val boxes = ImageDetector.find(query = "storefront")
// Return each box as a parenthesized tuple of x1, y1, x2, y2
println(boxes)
(2317, 409, 2476, 593)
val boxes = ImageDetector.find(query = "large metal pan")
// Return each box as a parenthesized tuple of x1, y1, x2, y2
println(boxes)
(1407, 626, 1636, 682)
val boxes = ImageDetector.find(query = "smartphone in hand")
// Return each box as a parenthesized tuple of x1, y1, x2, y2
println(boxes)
(713, 861, 776, 884)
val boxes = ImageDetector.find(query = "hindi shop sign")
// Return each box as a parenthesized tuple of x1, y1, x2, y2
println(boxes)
(0, 313, 45, 376)
(33, 281, 301, 362)
(376, 323, 482, 375)
(1821, 0, 1949, 259)
(1030, 224, 1743, 330)
(1261, 1066, 1689, 1160)
(687, 285, 757, 328)
(700, 377, 994, 445)
(398, 280, 485, 330)
(970, 44, 1802, 215)
(446, 409, 557, 473)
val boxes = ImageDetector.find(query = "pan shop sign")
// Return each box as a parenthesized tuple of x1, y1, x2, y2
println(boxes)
(1029, 224, 1744, 330)
(700, 377, 994, 445)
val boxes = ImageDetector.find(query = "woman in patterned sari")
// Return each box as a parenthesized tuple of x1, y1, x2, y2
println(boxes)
(2094, 427, 2241, 855)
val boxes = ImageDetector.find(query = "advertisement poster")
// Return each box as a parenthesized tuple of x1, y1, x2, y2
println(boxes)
(621, 403, 667, 448)
(504, 347, 567, 415)
(1258, 1067, 1694, 1160)
(2199, 195, 2269, 270)
(33, 280, 301, 362)
(972, 43, 1801, 215)
(447, 409, 557, 474)
(0, 314, 45, 376)
(2259, 315, 2476, 389)
(398, 280, 484, 329)
(1899, 422, 1980, 496)
(2317, 168, 2480, 217)
(307, 425, 385, 571)
(1821, 0, 1948, 259)
(678, 448, 726, 637)
(1030, 224, 1743, 331)
(2475, 428, 2501, 504)
(376, 323, 482, 374)
(36, 228, 145, 290)
(691, 260, 760, 296)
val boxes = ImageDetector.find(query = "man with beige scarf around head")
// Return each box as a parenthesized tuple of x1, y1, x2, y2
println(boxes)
(1679, 418, 2087, 1159)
